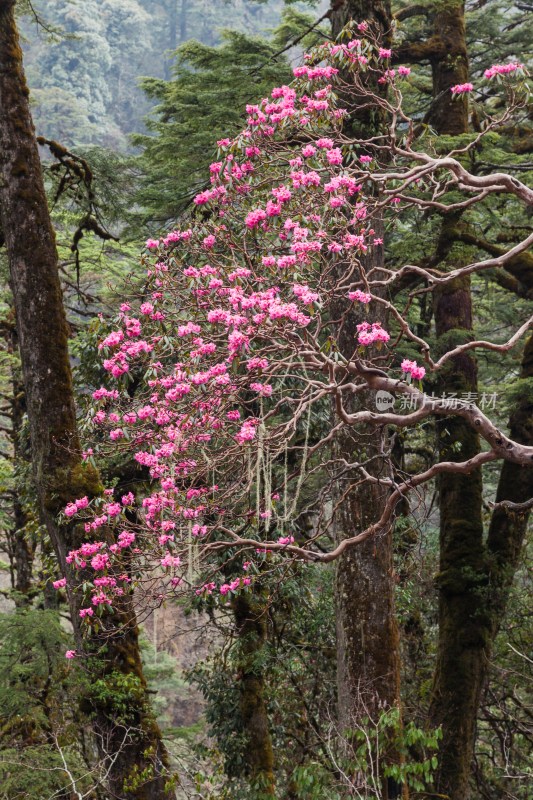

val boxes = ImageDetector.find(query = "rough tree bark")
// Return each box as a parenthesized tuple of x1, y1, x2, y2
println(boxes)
(0, 3, 174, 797)
(423, 4, 527, 798)
(232, 593, 275, 795)
(427, 1, 469, 135)
(329, 3, 404, 798)
(430, 263, 486, 800)
(425, 6, 486, 799)
(486, 334, 533, 635)
(6, 318, 35, 606)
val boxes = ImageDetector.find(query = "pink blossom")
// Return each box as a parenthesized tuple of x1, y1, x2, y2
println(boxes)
(92, 591, 111, 607)
(349, 290, 372, 304)
(99, 331, 123, 350)
(105, 502, 122, 517)
(484, 63, 523, 79)
(161, 553, 181, 568)
(357, 322, 390, 346)
(236, 421, 258, 444)
(250, 382, 273, 397)
(293, 283, 319, 304)
(196, 582, 216, 596)
(451, 83, 474, 94)
(91, 552, 110, 571)
(278, 535, 295, 545)
(326, 148, 343, 165)
(271, 185, 292, 203)
(245, 208, 267, 229)
(401, 359, 426, 381)
(65, 650, 77, 659)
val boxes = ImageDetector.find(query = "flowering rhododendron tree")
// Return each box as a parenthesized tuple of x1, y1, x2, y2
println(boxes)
(60, 25, 531, 636)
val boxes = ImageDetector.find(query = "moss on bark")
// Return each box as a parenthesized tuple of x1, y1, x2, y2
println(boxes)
(329, 5, 405, 797)
(0, 4, 173, 796)
(232, 592, 275, 795)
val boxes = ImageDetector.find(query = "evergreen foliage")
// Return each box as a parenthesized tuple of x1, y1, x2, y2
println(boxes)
(131, 10, 325, 229)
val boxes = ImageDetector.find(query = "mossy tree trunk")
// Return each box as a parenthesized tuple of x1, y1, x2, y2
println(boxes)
(331, 242, 403, 799)
(232, 593, 275, 796)
(6, 319, 35, 606)
(485, 335, 533, 636)
(427, 5, 485, 798)
(330, 5, 404, 798)
(427, 2, 469, 135)
(330, 0, 391, 39)
(0, 3, 173, 797)
(430, 270, 486, 800)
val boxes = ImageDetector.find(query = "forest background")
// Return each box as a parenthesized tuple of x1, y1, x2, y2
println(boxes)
(0, 0, 531, 799)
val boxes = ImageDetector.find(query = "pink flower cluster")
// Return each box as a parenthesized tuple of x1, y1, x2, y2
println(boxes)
(236, 419, 259, 445)
(450, 83, 474, 94)
(68, 29, 515, 618)
(357, 322, 390, 346)
(293, 284, 319, 304)
(349, 289, 371, 304)
(401, 359, 426, 381)
(64, 496, 89, 517)
(484, 63, 523, 79)
(220, 577, 252, 595)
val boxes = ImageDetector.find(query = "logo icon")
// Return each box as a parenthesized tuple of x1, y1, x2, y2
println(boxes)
(375, 390, 395, 412)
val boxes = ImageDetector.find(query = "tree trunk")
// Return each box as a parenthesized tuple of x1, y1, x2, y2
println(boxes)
(8, 320, 35, 606)
(426, 5, 485, 798)
(232, 592, 275, 796)
(164, 0, 178, 81)
(428, 2, 469, 135)
(330, 0, 391, 42)
(329, 5, 403, 797)
(430, 270, 486, 800)
(332, 240, 403, 799)
(0, 4, 173, 797)
(486, 335, 533, 633)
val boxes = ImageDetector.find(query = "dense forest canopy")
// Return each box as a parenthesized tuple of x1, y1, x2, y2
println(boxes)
(0, 1, 531, 799)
